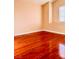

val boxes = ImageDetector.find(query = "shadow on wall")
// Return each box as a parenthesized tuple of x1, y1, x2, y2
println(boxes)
(49, 0, 65, 33)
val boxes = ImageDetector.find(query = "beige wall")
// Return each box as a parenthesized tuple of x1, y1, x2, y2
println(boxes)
(41, 2, 49, 29)
(43, 0, 65, 34)
(14, 0, 42, 35)
(15, 0, 65, 35)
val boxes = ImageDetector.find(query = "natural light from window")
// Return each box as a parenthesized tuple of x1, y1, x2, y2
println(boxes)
(59, 6, 65, 22)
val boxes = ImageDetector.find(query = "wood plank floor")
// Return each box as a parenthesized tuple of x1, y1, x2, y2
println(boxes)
(14, 31, 65, 59)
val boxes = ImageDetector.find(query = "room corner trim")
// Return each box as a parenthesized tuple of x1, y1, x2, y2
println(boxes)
(44, 30, 65, 34)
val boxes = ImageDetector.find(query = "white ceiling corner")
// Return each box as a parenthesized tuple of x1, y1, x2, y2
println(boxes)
(34, 0, 49, 5)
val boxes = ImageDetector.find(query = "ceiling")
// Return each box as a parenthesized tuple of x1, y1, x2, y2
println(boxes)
(21, 0, 49, 5)
(15, 0, 53, 5)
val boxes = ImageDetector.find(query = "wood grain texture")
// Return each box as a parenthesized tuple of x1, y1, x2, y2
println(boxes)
(14, 31, 65, 59)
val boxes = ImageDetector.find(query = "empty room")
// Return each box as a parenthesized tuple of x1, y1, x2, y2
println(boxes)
(14, 0, 65, 59)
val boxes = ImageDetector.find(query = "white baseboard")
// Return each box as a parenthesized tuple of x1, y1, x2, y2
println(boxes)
(44, 30, 65, 35)
(15, 29, 65, 36)
(14, 30, 42, 36)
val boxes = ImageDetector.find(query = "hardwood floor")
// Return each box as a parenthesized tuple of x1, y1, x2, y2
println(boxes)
(14, 31, 65, 59)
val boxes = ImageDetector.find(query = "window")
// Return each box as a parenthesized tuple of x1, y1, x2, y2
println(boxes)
(59, 6, 65, 22)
